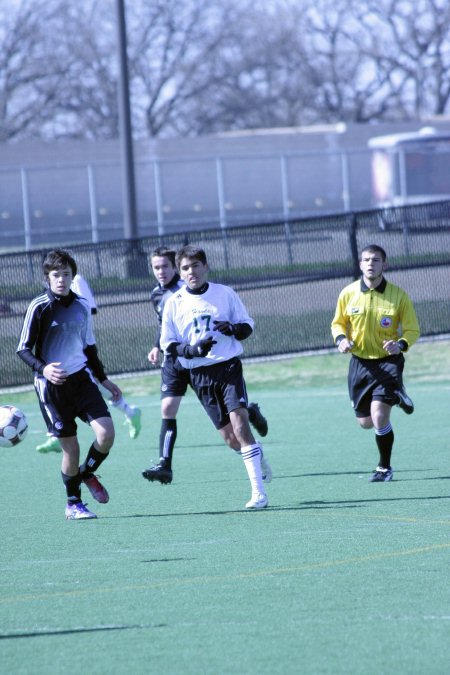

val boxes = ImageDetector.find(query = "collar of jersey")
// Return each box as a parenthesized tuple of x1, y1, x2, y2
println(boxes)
(162, 273, 181, 290)
(186, 282, 209, 295)
(360, 277, 387, 293)
(47, 288, 76, 306)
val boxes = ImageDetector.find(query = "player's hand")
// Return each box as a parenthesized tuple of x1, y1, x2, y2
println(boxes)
(101, 378, 122, 402)
(148, 347, 160, 364)
(213, 320, 235, 336)
(43, 362, 68, 385)
(193, 336, 217, 357)
(383, 339, 401, 355)
(337, 339, 354, 353)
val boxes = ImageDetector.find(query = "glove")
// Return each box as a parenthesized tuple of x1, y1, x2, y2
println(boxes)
(186, 336, 217, 358)
(213, 320, 234, 336)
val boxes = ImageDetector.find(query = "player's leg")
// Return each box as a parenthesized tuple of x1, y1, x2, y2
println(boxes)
(368, 358, 404, 482)
(34, 374, 94, 519)
(368, 400, 394, 482)
(77, 372, 115, 505)
(60, 435, 96, 520)
(349, 356, 391, 481)
(218, 417, 272, 483)
(228, 407, 269, 508)
(200, 359, 269, 509)
(142, 396, 182, 484)
(97, 381, 141, 439)
(77, 415, 114, 503)
(142, 357, 188, 485)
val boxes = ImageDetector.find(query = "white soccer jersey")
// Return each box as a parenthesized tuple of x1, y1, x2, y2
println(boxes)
(161, 282, 254, 369)
(71, 274, 97, 312)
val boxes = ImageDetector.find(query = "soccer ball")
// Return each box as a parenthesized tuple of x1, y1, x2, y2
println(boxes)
(0, 405, 28, 448)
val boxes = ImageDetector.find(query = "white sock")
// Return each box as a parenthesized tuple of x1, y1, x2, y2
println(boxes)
(241, 443, 265, 495)
(109, 395, 135, 417)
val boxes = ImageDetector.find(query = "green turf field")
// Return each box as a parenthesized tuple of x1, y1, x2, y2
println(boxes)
(1, 341, 450, 674)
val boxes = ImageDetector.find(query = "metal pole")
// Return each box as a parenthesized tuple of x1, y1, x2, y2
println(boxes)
(20, 168, 32, 251)
(115, 0, 138, 241)
(87, 165, 99, 244)
(280, 155, 293, 265)
(153, 160, 165, 237)
(215, 157, 227, 230)
(340, 150, 351, 212)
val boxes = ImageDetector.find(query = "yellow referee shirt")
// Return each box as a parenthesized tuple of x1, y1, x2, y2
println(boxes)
(331, 277, 420, 359)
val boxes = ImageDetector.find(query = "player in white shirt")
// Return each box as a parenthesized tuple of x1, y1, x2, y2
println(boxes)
(160, 245, 271, 509)
(143, 246, 268, 485)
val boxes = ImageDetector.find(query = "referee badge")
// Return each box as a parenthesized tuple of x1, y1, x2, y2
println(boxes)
(380, 316, 392, 328)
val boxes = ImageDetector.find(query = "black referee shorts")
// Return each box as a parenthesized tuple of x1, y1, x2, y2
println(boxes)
(348, 353, 404, 417)
(34, 367, 110, 437)
(189, 357, 249, 430)
(160, 354, 190, 399)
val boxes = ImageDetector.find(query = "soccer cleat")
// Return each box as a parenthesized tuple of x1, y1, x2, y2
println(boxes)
(369, 466, 393, 482)
(395, 387, 414, 415)
(36, 436, 61, 453)
(83, 473, 110, 503)
(261, 452, 273, 483)
(142, 462, 173, 485)
(65, 502, 97, 520)
(125, 407, 142, 439)
(248, 402, 268, 437)
(245, 492, 269, 509)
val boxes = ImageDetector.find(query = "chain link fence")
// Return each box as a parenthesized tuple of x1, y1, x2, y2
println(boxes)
(2, 200, 450, 388)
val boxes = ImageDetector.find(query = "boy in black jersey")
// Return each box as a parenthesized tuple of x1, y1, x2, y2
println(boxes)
(17, 249, 121, 520)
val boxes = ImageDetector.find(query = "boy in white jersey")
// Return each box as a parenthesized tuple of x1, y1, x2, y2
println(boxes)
(160, 245, 270, 509)
(143, 246, 269, 485)
(17, 249, 121, 520)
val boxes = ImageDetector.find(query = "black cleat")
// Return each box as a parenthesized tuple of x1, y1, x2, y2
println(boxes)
(369, 466, 393, 482)
(395, 386, 414, 415)
(142, 462, 173, 484)
(248, 402, 268, 437)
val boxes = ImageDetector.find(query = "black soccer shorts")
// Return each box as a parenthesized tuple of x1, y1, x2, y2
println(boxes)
(160, 355, 191, 399)
(34, 367, 110, 437)
(348, 353, 404, 417)
(189, 357, 249, 430)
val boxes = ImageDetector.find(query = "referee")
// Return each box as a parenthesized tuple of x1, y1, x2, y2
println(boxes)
(331, 244, 420, 482)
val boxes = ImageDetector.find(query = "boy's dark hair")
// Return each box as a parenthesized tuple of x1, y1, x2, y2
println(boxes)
(151, 246, 176, 267)
(43, 249, 77, 277)
(175, 245, 207, 269)
(360, 244, 387, 262)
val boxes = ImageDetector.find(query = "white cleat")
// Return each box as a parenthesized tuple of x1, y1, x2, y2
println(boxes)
(245, 493, 268, 509)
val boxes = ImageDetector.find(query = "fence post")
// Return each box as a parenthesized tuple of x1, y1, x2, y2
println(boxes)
(87, 165, 99, 244)
(349, 212, 360, 279)
(154, 160, 164, 237)
(280, 154, 293, 265)
(20, 168, 32, 251)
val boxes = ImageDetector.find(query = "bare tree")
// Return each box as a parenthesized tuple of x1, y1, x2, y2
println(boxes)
(0, 0, 69, 141)
(2, 0, 450, 142)
(362, 0, 450, 119)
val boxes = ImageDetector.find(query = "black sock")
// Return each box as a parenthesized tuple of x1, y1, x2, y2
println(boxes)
(80, 443, 108, 478)
(159, 419, 177, 468)
(62, 471, 82, 502)
(375, 424, 394, 468)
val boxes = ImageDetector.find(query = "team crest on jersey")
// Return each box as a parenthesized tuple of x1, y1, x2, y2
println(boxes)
(350, 307, 360, 314)
(380, 316, 392, 328)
